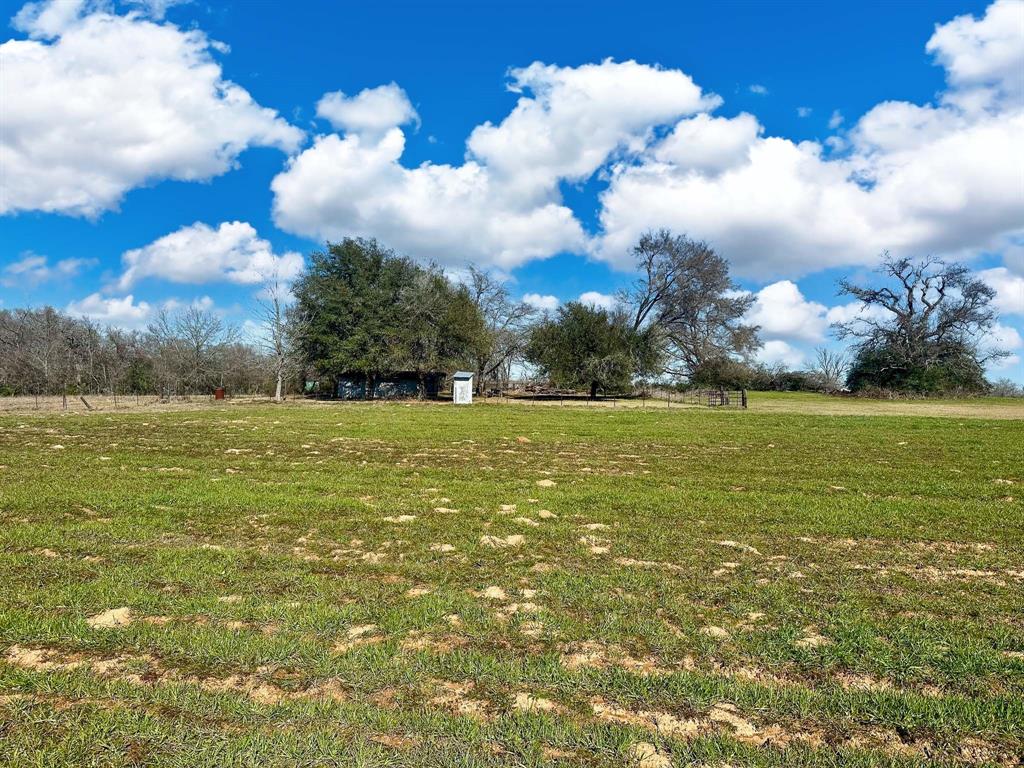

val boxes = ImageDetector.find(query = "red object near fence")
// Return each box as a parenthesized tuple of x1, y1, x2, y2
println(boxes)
(214, 387, 225, 400)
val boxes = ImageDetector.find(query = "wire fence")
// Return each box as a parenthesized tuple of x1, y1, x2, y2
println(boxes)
(478, 388, 748, 410)
(0, 388, 749, 414)
(674, 388, 748, 409)
(0, 392, 287, 414)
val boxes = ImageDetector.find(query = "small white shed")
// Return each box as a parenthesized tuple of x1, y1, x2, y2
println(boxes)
(452, 371, 474, 405)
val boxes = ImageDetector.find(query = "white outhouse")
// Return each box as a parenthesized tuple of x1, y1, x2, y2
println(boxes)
(452, 371, 474, 405)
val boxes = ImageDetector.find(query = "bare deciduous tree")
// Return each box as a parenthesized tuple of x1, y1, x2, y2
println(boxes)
(834, 254, 1005, 385)
(811, 347, 848, 393)
(255, 277, 294, 403)
(466, 266, 537, 393)
(0, 306, 278, 398)
(621, 230, 760, 378)
(147, 306, 237, 396)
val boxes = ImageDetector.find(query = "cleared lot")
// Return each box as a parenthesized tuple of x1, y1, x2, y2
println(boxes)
(0, 398, 1021, 766)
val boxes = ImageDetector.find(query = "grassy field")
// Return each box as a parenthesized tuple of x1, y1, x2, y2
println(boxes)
(0, 396, 1022, 766)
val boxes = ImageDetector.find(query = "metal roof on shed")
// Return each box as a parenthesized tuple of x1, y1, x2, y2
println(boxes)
(452, 371, 474, 380)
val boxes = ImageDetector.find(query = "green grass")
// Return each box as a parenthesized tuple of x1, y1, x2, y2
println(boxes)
(0, 399, 1022, 766)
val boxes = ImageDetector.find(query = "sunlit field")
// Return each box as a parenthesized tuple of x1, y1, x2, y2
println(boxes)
(1, 396, 1022, 767)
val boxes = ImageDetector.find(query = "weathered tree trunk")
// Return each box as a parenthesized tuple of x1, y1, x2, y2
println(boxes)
(274, 369, 283, 403)
(590, 381, 598, 399)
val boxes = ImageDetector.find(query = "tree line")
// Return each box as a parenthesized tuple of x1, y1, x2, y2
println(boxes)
(0, 231, 1014, 399)
(0, 305, 273, 398)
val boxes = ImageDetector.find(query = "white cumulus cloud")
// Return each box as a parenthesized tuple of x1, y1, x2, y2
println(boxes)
(825, 300, 893, 327)
(991, 322, 1024, 349)
(925, 0, 1023, 103)
(271, 60, 718, 270)
(987, 321, 1024, 370)
(316, 83, 419, 136)
(979, 266, 1024, 315)
(593, 1, 1024, 278)
(757, 340, 806, 369)
(578, 291, 617, 310)
(1, 0, 302, 217)
(522, 293, 559, 312)
(2, 252, 95, 286)
(66, 293, 153, 328)
(744, 280, 829, 342)
(117, 221, 303, 289)
(652, 113, 761, 175)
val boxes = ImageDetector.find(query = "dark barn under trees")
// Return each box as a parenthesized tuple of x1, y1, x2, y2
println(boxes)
(333, 371, 445, 400)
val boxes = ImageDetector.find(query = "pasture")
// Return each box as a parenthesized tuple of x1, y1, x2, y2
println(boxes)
(0, 395, 1021, 766)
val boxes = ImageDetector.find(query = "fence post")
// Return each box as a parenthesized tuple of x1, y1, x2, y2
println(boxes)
(741, 389, 747, 409)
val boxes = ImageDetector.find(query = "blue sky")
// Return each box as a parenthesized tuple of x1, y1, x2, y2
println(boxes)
(2, 0, 1022, 380)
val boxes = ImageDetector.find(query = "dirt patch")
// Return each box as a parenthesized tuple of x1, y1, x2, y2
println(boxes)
(5, 645, 85, 671)
(591, 697, 828, 749)
(795, 629, 830, 649)
(480, 534, 525, 548)
(700, 625, 731, 640)
(495, 601, 540, 619)
(334, 624, 383, 653)
(957, 737, 1022, 767)
(579, 535, 610, 554)
(795, 535, 997, 554)
(708, 702, 757, 737)
(200, 675, 285, 705)
(86, 607, 133, 629)
(715, 540, 762, 555)
(560, 642, 669, 675)
(835, 672, 892, 692)
(519, 620, 545, 638)
(591, 698, 703, 737)
(849, 563, 1022, 586)
(428, 680, 491, 721)
(3, 644, 350, 706)
(614, 557, 685, 573)
(512, 691, 559, 713)
(628, 742, 672, 768)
